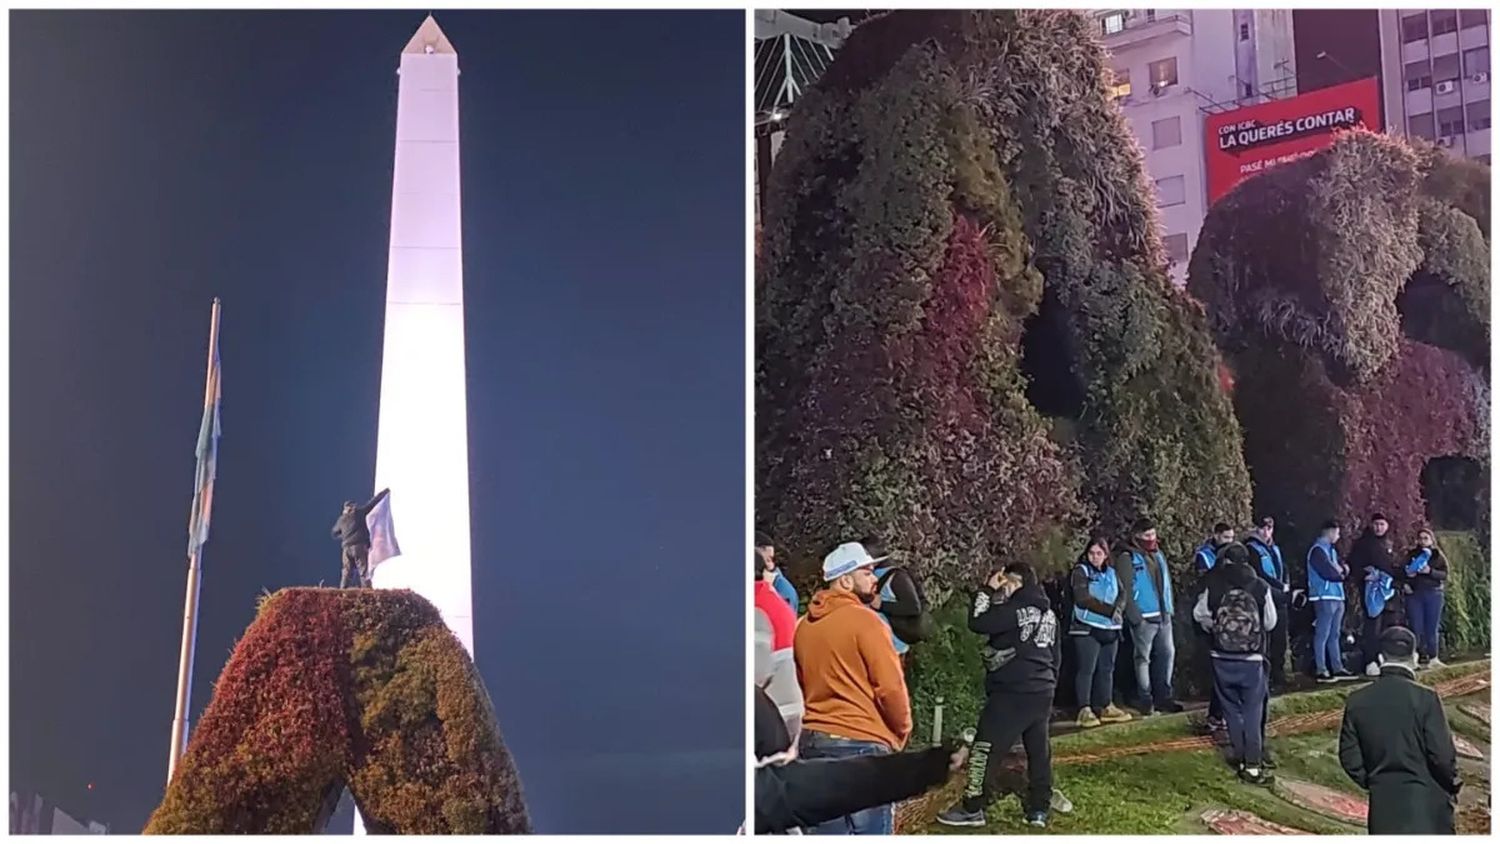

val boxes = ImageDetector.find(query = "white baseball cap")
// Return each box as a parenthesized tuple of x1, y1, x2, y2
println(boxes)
(822, 541, 889, 581)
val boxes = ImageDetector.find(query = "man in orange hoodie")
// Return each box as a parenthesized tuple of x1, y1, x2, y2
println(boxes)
(794, 541, 912, 835)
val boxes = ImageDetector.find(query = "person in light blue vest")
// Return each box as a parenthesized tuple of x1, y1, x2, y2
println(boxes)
(1307, 519, 1353, 682)
(1193, 523, 1237, 576)
(757, 531, 799, 614)
(1069, 536, 1132, 729)
(1113, 518, 1183, 715)
(1245, 516, 1290, 690)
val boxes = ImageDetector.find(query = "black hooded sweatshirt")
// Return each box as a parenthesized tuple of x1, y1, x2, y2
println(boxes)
(969, 582, 1062, 696)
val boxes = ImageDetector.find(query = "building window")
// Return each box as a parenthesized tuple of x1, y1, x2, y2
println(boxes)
(1149, 57, 1179, 91)
(1432, 53, 1462, 86)
(1406, 60, 1433, 91)
(1243, 82, 1255, 98)
(1430, 10, 1458, 36)
(1152, 116, 1182, 149)
(1107, 67, 1132, 100)
(1239, 23, 1250, 41)
(1144, 9, 1156, 22)
(1438, 106, 1466, 137)
(1401, 13, 1429, 43)
(1467, 100, 1491, 132)
(1164, 233, 1190, 264)
(1156, 175, 1186, 207)
(1463, 47, 1489, 78)
(1102, 11, 1126, 35)
(1408, 112, 1436, 140)
(1460, 9, 1488, 29)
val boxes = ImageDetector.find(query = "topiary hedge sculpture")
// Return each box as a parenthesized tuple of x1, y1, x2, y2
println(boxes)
(1188, 131, 1489, 555)
(145, 588, 529, 834)
(756, 9, 1251, 596)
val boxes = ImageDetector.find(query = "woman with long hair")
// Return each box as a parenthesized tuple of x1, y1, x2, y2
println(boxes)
(1067, 535, 1133, 728)
(1401, 527, 1450, 668)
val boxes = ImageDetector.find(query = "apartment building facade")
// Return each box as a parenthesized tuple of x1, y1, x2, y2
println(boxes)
(1095, 8, 1297, 284)
(1377, 8, 1491, 162)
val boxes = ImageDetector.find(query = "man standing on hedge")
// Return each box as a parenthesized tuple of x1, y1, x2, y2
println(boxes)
(1115, 518, 1184, 716)
(793, 541, 911, 835)
(1307, 520, 1354, 683)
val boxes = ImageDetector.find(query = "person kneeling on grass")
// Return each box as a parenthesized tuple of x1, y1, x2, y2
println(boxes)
(937, 562, 1060, 829)
(1192, 543, 1277, 786)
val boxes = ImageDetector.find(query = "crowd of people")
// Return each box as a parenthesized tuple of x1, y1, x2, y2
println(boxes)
(751, 514, 1463, 834)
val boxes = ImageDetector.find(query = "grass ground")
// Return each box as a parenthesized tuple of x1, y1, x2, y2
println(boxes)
(917, 661, 1491, 835)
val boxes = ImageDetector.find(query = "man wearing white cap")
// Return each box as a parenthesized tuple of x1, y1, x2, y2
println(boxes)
(793, 541, 912, 835)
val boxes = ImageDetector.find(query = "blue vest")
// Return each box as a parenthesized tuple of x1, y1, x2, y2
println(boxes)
(1130, 550, 1174, 619)
(1306, 540, 1345, 601)
(1194, 542, 1219, 573)
(1364, 569, 1396, 618)
(1405, 548, 1433, 579)
(772, 572, 799, 614)
(873, 566, 909, 655)
(1247, 538, 1286, 589)
(1072, 563, 1122, 631)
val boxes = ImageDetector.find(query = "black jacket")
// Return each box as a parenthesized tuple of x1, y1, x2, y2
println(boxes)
(1402, 546, 1450, 592)
(1339, 665, 1461, 835)
(970, 583, 1062, 696)
(753, 688, 952, 833)
(330, 490, 387, 549)
(1350, 530, 1397, 577)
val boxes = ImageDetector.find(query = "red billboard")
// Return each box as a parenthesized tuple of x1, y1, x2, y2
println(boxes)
(1204, 77, 1383, 204)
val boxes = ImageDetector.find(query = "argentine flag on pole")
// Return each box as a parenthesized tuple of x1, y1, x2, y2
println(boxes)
(186, 318, 221, 558)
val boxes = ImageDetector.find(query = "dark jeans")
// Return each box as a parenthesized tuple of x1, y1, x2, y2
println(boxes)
(1070, 629, 1119, 712)
(961, 691, 1052, 816)
(340, 544, 371, 589)
(1212, 658, 1267, 766)
(1312, 599, 1346, 675)
(1267, 590, 1289, 686)
(1361, 609, 1393, 669)
(798, 732, 893, 834)
(1408, 589, 1445, 660)
(1129, 617, 1176, 707)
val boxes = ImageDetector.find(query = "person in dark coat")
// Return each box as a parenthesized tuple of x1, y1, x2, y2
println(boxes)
(331, 491, 387, 588)
(1350, 513, 1400, 676)
(1338, 626, 1461, 835)
(753, 687, 963, 834)
(1401, 527, 1450, 668)
(937, 562, 1062, 829)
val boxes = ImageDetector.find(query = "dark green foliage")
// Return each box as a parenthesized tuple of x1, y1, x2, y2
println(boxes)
(1189, 131, 1489, 581)
(1437, 531, 1490, 657)
(758, 10, 1250, 600)
(146, 589, 529, 835)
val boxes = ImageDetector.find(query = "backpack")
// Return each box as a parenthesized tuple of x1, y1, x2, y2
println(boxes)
(1212, 586, 1264, 655)
(877, 567, 936, 644)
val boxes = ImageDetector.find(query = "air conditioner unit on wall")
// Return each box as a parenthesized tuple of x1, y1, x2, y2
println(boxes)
(1473, 72, 1489, 84)
(1435, 80, 1457, 95)
(1437, 136, 1456, 148)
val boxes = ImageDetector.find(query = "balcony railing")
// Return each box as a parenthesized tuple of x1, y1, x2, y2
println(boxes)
(1098, 11, 1193, 46)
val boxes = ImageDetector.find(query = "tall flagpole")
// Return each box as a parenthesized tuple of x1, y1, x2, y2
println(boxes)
(168, 298, 221, 784)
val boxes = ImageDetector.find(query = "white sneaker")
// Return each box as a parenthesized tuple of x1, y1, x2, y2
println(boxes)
(1050, 790, 1074, 815)
(1365, 662, 1381, 677)
(1429, 657, 1447, 669)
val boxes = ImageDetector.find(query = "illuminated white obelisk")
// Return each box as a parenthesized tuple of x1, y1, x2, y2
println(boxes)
(370, 15, 472, 653)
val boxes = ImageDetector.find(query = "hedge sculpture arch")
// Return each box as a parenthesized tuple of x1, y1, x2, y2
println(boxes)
(1188, 131, 1489, 552)
(145, 588, 529, 834)
(757, 9, 1250, 593)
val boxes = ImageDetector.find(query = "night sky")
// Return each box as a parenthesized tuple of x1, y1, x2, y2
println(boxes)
(10, 10, 745, 834)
